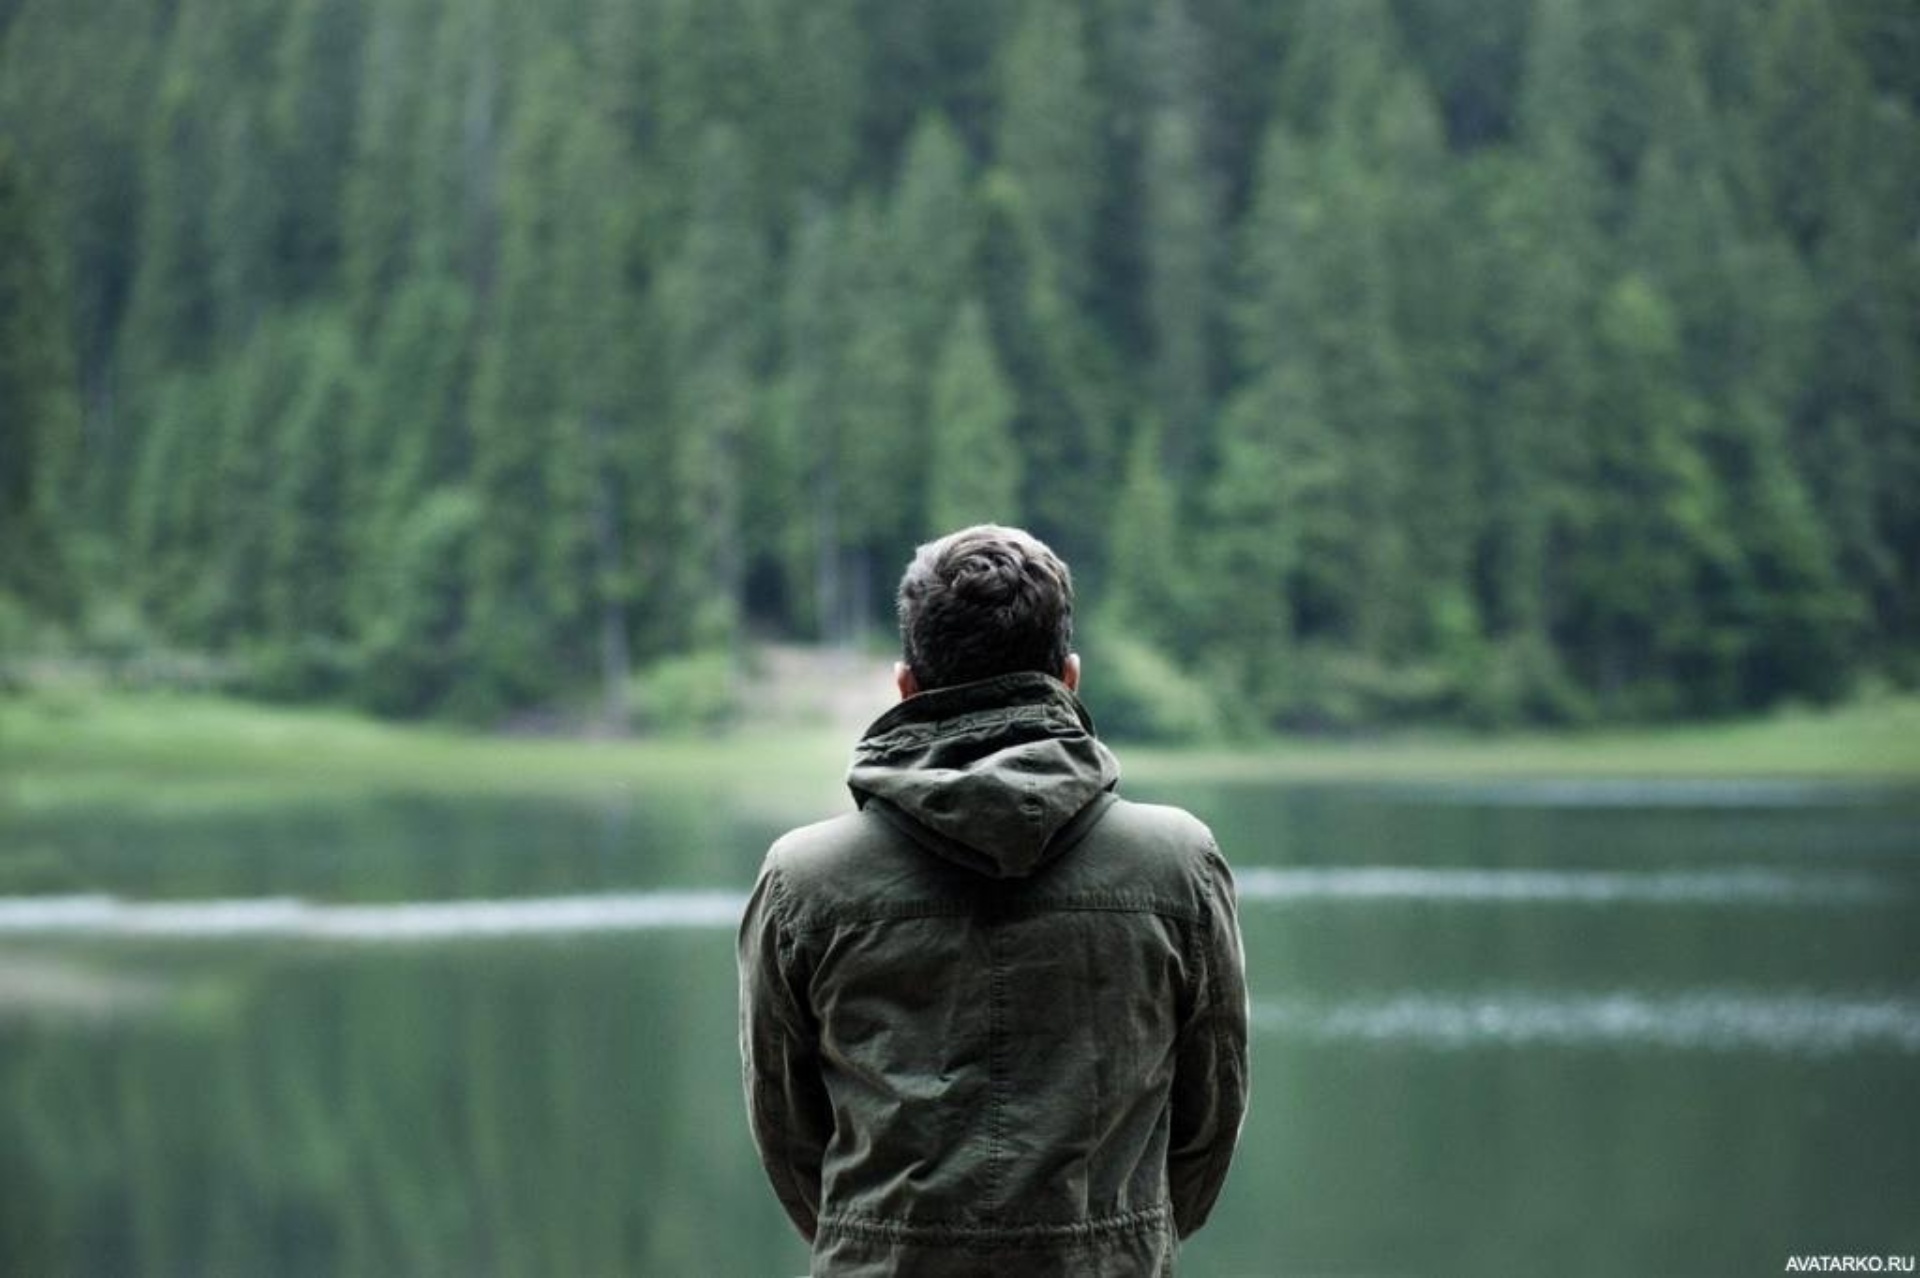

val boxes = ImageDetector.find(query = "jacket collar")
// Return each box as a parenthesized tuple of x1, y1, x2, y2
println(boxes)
(847, 672, 1121, 879)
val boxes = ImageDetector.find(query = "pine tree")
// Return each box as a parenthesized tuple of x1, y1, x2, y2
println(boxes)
(773, 202, 854, 642)
(204, 316, 313, 643)
(891, 114, 977, 383)
(995, 0, 1103, 304)
(409, 0, 505, 292)
(1368, 71, 1472, 652)
(124, 373, 206, 628)
(265, 316, 355, 661)
(1802, 100, 1920, 661)
(1755, 0, 1870, 253)
(266, 0, 364, 299)
(657, 122, 771, 650)
(649, 0, 776, 208)
(545, 81, 645, 721)
(758, 1, 864, 205)
(1233, 111, 1418, 656)
(118, 0, 226, 383)
(927, 299, 1021, 532)
(1715, 395, 1857, 706)
(1622, 41, 1744, 397)
(1139, 0, 1222, 476)
(1566, 276, 1731, 714)
(0, 142, 83, 615)
(1272, 0, 1400, 138)
(0, 0, 160, 522)
(1200, 366, 1350, 723)
(208, 98, 277, 343)
(340, 0, 435, 329)
(348, 272, 475, 642)
(1106, 415, 1183, 648)
(1516, 0, 1668, 221)
(464, 43, 575, 709)
(824, 108, 980, 622)
(975, 170, 1121, 572)
(356, 486, 481, 716)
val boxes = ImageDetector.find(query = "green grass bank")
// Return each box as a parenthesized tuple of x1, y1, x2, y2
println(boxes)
(6, 685, 1919, 816)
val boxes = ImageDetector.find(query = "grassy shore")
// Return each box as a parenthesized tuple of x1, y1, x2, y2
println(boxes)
(1, 685, 851, 812)
(6, 682, 1919, 815)
(1125, 693, 1920, 784)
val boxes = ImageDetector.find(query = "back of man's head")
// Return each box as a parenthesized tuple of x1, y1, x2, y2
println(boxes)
(897, 524, 1074, 692)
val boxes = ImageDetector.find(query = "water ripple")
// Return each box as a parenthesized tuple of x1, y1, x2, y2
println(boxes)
(1233, 865, 1899, 906)
(1254, 989, 1920, 1054)
(0, 862, 1902, 945)
(0, 891, 749, 941)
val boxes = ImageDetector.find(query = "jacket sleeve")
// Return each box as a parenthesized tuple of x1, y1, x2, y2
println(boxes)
(738, 855, 835, 1242)
(1168, 842, 1250, 1239)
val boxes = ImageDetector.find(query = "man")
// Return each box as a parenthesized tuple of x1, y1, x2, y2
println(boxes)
(739, 524, 1249, 1276)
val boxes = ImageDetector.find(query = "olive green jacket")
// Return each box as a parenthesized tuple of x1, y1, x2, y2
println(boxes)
(739, 673, 1249, 1276)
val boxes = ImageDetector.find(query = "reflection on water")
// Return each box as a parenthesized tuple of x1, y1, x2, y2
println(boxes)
(0, 891, 747, 941)
(0, 858, 1903, 945)
(1, 782, 1917, 1275)
(1254, 989, 1920, 1054)
(1235, 864, 1902, 905)
(1374, 777, 1913, 808)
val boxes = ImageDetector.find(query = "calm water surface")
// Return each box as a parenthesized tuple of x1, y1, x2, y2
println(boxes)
(2, 777, 1917, 1276)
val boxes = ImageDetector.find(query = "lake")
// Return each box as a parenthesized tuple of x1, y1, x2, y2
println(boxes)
(2, 773, 1917, 1276)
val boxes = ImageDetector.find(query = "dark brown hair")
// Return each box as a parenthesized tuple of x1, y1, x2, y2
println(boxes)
(897, 524, 1074, 691)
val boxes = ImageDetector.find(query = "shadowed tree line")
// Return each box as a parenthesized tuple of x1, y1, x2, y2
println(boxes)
(1, 0, 1915, 732)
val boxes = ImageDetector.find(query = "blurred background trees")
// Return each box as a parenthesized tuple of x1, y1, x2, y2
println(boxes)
(1, 0, 1915, 733)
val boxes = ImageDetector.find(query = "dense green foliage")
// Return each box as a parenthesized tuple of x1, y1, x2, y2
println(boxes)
(1, 0, 1915, 729)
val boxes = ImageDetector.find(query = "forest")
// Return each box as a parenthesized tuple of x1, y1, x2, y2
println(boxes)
(1, 0, 1916, 735)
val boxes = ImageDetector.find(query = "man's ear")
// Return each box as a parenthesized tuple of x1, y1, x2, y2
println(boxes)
(1061, 652, 1081, 692)
(894, 662, 920, 700)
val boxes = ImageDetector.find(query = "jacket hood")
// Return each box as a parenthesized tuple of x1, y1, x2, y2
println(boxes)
(846, 671, 1121, 879)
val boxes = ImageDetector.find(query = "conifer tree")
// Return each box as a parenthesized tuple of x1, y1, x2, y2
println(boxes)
(0, 0, 159, 453)
(267, 0, 364, 298)
(995, 0, 1103, 304)
(357, 486, 481, 716)
(1802, 101, 1920, 658)
(1568, 276, 1728, 713)
(464, 44, 578, 708)
(0, 143, 83, 615)
(827, 109, 979, 611)
(1200, 366, 1348, 724)
(1139, 0, 1222, 476)
(265, 317, 355, 663)
(1755, 0, 1870, 253)
(203, 316, 331, 646)
(832, 197, 921, 627)
(1272, 0, 1400, 138)
(208, 99, 277, 344)
(341, 0, 435, 328)
(975, 171, 1120, 571)
(1234, 109, 1417, 655)
(658, 122, 770, 649)
(119, 0, 226, 383)
(773, 202, 854, 642)
(1106, 415, 1183, 648)
(348, 272, 475, 643)
(650, 0, 776, 207)
(891, 114, 976, 385)
(759, 1, 864, 204)
(927, 299, 1021, 532)
(546, 86, 644, 718)
(124, 374, 206, 627)
(409, 0, 504, 292)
